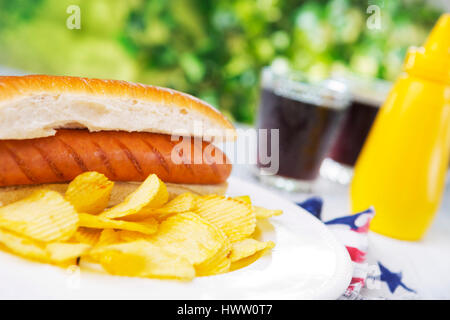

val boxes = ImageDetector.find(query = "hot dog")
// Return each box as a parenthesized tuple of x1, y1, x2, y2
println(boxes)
(0, 75, 236, 204)
(0, 129, 231, 187)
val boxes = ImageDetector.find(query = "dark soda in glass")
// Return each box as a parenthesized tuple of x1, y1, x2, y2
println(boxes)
(256, 67, 350, 191)
(320, 75, 392, 184)
(328, 100, 379, 166)
(327, 77, 392, 167)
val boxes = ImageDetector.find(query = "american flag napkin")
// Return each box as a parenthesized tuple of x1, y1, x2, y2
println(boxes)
(297, 198, 419, 300)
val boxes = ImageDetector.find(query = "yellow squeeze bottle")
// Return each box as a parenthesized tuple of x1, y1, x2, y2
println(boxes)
(351, 14, 450, 240)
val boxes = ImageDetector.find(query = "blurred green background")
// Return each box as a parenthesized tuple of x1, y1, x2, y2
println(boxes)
(0, 0, 444, 123)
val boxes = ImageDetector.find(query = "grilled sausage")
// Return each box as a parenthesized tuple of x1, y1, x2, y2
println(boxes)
(0, 129, 231, 186)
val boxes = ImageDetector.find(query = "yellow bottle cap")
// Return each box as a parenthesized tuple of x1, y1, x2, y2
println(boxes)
(404, 14, 450, 84)
(424, 13, 450, 54)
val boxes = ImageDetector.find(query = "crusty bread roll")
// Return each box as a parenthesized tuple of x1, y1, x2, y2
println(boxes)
(0, 75, 236, 140)
(0, 181, 228, 207)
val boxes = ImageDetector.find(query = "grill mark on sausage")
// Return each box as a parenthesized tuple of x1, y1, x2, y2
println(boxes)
(2, 143, 37, 183)
(180, 159, 195, 176)
(140, 138, 170, 174)
(31, 143, 65, 180)
(0, 144, 9, 186)
(56, 137, 88, 171)
(209, 161, 221, 179)
(203, 147, 224, 180)
(113, 138, 144, 177)
(168, 138, 195, 176)
(91, 141, 117, 179)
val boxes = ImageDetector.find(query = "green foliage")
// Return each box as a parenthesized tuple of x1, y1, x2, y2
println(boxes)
(0, 0, 442, 123)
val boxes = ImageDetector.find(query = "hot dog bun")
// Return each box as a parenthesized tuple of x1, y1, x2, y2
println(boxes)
(0, 75, 236, 141)
(0, 181, 228, 208)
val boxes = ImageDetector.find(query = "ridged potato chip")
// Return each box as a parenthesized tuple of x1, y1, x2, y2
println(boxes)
(65, 172, 114, 214)
(100, 174, 168, 219)
(0, 228, 90, 265)
(45, 243, 91, 263)
(194, 195, 256, 242)
(79, 214, 158, 235)
(123, 193, 197, 222)
(0, 167, 281, 281)
(84, 229, 121, 263)
(253, 206, 283, 219)
(149, 212, 226, 265)
(195, 237, 231, 276)
(229, 238, 275, 262)
(230, 249, 266, 272)
(117, 230, 152, 242)
(153, 193, 197, 216)
(72, 227, 101, 246)
(90, 240, 195, 280)
(0, 190, 78, 242)
(0, 228, 48, 262)
(97, 229, 121, 246)
(83, 229, 123, 263)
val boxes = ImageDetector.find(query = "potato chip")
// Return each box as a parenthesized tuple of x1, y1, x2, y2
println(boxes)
(123, 192, 197, 222)
(233, 195, 251, 204)
(149, 212, 226, 265)
(0, 227, 48, 261)
(0, 166, 281, 281)
(194, 195, 256, 242)
(230, 249, 266, 272)
(83, 229, 121, 263)
(229, 238, 275, 262)
(85, 229, 121, 263)
(155, 193, 197, 215)
(0, 190, 78, 242)
(117, 230, 152, 242)
(97, 229, 121, 246)
(0, 227, 90, 265)
(45, 243, 91, 262)
(100, 174, 168, 219)
(72, 227, 101, 246)
(78, 214, 158, 235)
(253, 206, 283, 219)
(90, 240, 195, 280)
(136, 217, 160, 232)
(250, 218, 275, 240)
(65, 172, 114, 214)
(195, 237, 231, 276)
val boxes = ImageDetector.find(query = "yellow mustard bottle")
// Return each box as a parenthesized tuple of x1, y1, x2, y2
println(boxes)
(351, 14, 450, 241)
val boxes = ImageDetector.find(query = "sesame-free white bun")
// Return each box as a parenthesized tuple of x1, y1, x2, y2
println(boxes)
(0, 75, 236, 140)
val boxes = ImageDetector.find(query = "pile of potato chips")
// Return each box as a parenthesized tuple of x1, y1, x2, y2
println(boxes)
(0, 172, 282, 280)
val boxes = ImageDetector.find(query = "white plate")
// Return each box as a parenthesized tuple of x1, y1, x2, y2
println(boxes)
(0, 177, 352, 299)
